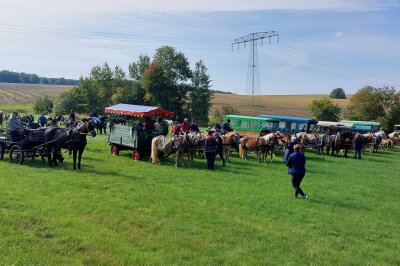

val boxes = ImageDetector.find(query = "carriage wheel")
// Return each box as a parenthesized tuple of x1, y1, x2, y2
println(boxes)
(9, 145, 24, 165)
(111, 145, 119, 155)
(0, 143, 4, 160)
(132, 150, 140, 161)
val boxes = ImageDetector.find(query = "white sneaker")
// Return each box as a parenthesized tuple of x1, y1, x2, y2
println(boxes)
(303, 195, 309, 200)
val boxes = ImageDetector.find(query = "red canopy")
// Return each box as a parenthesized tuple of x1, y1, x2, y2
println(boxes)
(104, 104, 174, 118)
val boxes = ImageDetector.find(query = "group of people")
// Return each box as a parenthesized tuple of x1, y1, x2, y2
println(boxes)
(6, 111, 58, 141)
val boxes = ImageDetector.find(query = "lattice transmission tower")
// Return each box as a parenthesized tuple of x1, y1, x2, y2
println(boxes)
(232, 31, 279, 106)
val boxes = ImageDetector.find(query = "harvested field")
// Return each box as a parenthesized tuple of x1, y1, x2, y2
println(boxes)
(212, 93, 350, 117)
(0, 83, 72, 105)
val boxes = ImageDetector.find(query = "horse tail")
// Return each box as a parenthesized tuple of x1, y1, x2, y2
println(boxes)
(150, 136, 159, 164)
(239, 138, 245, 159)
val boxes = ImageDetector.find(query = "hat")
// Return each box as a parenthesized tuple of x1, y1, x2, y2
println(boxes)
(207, 127, 215, 133)
(227, 119, 231, 123)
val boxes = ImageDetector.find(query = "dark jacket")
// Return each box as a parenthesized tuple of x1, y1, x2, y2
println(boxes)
(353, 137, 363, 149)
(283, 141, 298, 164)
(204, 136, 218, 153)
(287, 151, 306, 175)
(223, 122, 233, 132)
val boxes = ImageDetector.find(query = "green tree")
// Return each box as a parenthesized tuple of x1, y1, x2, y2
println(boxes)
(141, 46, 192, 117)
(329, 88, 346, 99)
(209, 105, 240, 125)
(187, 60, 213, 125)
(309, 97, 341, 121)
(346, 86, 400, 130)
(33, 96, 54, 114)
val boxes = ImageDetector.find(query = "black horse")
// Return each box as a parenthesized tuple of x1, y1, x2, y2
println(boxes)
(95, 116, 107, 134)
(44, 121, 96, 169)
(329, 131, 354, 157)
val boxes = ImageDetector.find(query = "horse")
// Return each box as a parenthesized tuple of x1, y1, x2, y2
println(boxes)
(239, 133, 278, 162)
(330, 131, 354, 157)
(44, 121, 96, 169)
(380, 138, 394, 150)
(184, 132, 201, 167)
(92, 116, 107, 134)
(150, 135, 187, 167)
(313, 134, 331, 155)
(221, 131, 240, 162)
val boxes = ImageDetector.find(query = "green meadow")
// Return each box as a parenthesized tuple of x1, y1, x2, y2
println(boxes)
(0, 134, 399, 265)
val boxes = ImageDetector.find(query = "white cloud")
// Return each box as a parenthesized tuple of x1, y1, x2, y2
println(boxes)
(335, 32, 344, 38)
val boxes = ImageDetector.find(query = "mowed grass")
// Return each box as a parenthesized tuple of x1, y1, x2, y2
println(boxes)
(0, 134, 399, 265)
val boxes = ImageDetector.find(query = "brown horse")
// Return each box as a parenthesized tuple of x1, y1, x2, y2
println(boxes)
(239, 133, 278, 162)
(221, 131, 240, 162)
(150, 135, 187, 167)
(380, 139, 394, 150)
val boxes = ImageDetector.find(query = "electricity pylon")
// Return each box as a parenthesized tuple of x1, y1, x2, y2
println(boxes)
(232, 31, 279, 106)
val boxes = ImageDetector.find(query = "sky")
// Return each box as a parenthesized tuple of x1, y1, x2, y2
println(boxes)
(0, 0, 399, 95)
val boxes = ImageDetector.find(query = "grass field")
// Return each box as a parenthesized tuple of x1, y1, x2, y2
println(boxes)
(0, 134, 399, 264)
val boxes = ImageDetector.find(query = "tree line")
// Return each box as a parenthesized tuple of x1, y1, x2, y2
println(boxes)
(309, 86, 400, 131)
(48, 46, 212, 125)
(0, 70, 79, 85)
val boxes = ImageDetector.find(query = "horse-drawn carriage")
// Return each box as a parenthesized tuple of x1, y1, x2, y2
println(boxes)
(0, 126, 48, 164)
(105, 104, 174, 160)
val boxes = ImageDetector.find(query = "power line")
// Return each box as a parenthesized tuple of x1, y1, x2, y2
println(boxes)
(232, 31, 279, 105)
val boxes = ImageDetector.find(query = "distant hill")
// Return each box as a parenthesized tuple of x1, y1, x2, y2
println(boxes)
(0, 70, 79, 85)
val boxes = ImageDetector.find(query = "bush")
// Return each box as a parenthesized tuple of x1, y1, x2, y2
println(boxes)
(309, 97, 341, 121)
(33, 96, 54, 114)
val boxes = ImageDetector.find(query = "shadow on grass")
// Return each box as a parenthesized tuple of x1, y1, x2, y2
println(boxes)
(312, 197, 371, 212)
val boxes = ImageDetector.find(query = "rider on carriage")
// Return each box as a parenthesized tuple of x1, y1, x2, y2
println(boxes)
(7, 112, 24, 141)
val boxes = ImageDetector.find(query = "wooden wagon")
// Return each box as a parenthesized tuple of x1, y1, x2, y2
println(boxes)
(105, 104, 174, 160)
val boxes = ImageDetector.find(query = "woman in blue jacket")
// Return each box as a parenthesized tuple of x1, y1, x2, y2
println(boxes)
(286, 144, 309, 200)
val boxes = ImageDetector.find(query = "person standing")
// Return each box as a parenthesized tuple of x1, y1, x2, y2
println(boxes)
(38, 113, 47, 127)
(204, 129, 218, 170)
(287, 144, 308, 200)
(353, 133, 363, 159)
(155, 117, 168, 136)
(214, 130, 226, 166)
(69, 110, 76, 122)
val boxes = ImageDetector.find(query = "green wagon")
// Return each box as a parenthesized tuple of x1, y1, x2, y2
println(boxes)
(105, 104, 174, 160)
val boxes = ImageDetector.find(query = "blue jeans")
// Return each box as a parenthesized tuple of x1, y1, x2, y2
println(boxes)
(205, 151, 216, 170)
(354, 148, 362, 159)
